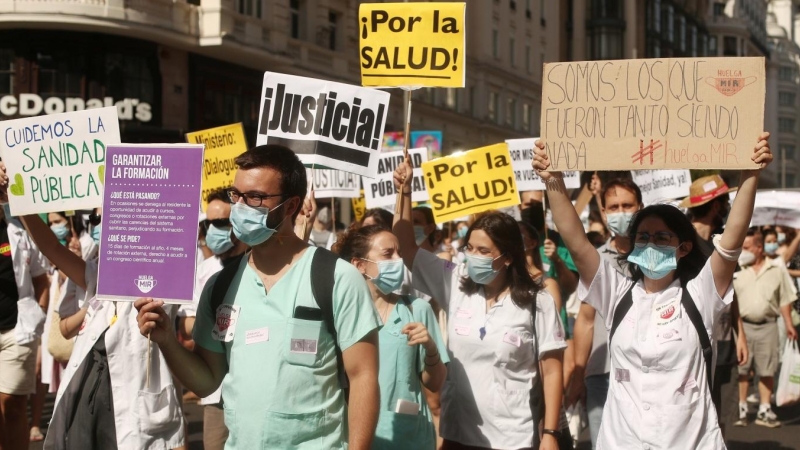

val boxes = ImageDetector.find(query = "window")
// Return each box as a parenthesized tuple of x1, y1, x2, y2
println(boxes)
(723, 36, 737, 56)
(781, 144, 796, 160)
(522, 103, 531, 132)
(589, 27, 623, 59)
(328, 11, 339, 50)
(779, 117, 796, 133)
(290, 0, 303, 39)
(787, 173, 797, 187)
(510, 0, 516, 10)
(506, 98, 516, 127)
(488, 91, 498, 122)
(709, 36, 717, 55)
(469, 86, 476, 116)
(780, 66, 795, 82)
(238, 0, 262, 18)
(38, 52, 85, 99)
(689, 25, 697, 56)
(446, 88, 458, 110)
(779, 92, 796, 107)
(678, 15, 686, 52)
(526, 0, 532, 18)
(525, 42, 532, 73)
(104, 53, 155, 104)
(509, 37, 516, 67)
(540, 0, 546, 25)
(493, 29, 499, 59)
(713, 2, 725, 17)
(0, 50, 13, 95)
(663, 4, 674, 43)
(651, 0, 661, 33)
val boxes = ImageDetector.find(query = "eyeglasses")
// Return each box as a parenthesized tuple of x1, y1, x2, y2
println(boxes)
(634, 231, 677, 248)
(225, 189, 285, 208)
(204, 218, 231, 229)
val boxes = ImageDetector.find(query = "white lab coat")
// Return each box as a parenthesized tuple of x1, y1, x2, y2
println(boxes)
(8, 219, 48, 345)
(44, 260, 185, 450)
(579, 257, 728, 450)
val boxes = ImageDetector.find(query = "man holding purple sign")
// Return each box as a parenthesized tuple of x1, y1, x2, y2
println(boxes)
(135, 145, 382, 450)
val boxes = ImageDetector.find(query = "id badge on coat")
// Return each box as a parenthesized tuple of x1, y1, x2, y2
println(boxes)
(212, 304, 241, 342)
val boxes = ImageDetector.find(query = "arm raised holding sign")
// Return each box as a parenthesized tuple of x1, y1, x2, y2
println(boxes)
(392, 156, 418, 271)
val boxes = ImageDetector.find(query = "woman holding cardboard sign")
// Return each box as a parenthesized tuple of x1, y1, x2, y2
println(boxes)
(531, 133, 772, 449)
(392, 160, 566, 450)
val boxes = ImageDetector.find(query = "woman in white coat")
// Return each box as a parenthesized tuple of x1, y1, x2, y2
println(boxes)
(0, 163, 185, 450)
(531, 134, 771, 449)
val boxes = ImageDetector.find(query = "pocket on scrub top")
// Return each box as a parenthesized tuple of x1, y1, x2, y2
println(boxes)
(658, 397, 703, 448)
(493, 329, 531, 367)
(261, 409, 329, 449)
(489, 385, 531, 426)
(135, 385, 182, 437)
(284, 318, 324, 368)
(375, 410, 431, 449)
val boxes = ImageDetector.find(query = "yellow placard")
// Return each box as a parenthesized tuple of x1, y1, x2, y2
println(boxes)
(359, 2, 466, 88)
(352, 191, 367, 223)
(186, 123, 248, 211)
(422, 144, 520, 224)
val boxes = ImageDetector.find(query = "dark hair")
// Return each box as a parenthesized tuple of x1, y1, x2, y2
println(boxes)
(620, 204, 705, 285)
(332, 224, 389, 261)
(361, 208, 393, 228)
(762, 228, 778, 240)
(461, 212, 541, 308)
(234, 144, 307, 220)
(687, 195, 729, 222)
(517, 220, 544, 271)
(206, 187, 230, 205)
(413, 206, 436, 246)
(600, 178, 643, 208)
(586, 231, 606, 248)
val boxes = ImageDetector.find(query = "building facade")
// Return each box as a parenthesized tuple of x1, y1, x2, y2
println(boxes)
(0, 0, 558, 155)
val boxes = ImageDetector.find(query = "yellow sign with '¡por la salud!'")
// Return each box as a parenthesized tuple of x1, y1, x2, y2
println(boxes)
(422, 144, 520, 224)
(359, 2, 466, 88)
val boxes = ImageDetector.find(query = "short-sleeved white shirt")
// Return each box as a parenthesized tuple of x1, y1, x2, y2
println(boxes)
(578, 257, 730, 450)
(412, 249, 566, 449)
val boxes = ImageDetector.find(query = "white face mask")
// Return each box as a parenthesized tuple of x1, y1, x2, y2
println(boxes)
(738, 250, 756, 267)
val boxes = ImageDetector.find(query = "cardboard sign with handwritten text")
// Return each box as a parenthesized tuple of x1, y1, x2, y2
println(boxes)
(540, 57, 765, 170)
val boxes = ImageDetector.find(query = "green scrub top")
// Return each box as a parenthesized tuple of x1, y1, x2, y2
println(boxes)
(373, 296, 450, 450)
(194, 248, 381, 450)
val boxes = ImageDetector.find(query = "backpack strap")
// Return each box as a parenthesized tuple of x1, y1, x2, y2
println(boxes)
(209, 254, 245, 321)
(680, 283, 714, 392)
(310, 248, 349, 399)
(609, 284, 636, 344)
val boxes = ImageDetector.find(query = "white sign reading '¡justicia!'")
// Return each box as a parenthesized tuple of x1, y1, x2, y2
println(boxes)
(256, 72, 391, 178)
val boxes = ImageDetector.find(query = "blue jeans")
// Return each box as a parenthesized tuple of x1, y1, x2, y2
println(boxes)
(585, 374, 609, 449)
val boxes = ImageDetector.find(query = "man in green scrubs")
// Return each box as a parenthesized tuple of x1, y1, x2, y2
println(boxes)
(136, 145, 381, 449)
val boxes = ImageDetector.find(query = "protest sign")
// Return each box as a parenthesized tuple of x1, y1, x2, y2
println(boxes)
(186, 123, 247, 211)
(359, 2, 466, 88)
(383, 131, 406, 152)
(506, 138, 580, 190)
(411, 130, 443, 159)
(97, 144, 204, 303)
(730, 190, 800, 229)
(307, 168, 360, 199)
(364, 147, 428, 209)
(0, 107, 120, 215)
(256, 72, 390, 177)
(352, 191, 367, 222)
(422, 143, 520, 223)
(630, 169, 691, 205)
(540, 57, 765, 170)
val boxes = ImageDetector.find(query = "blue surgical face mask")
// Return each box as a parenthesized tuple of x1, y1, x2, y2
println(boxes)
(457, 227, 468, 239)
(230, 201, 286, 247)
(363, 258, 405, 294)
(414, 226, 429, 246)
(206, 224, 235, 255)
(627, 244, 678, 280)
(465, 253, 504, 285)
(90, 224, 102, 244)
(606, 212, 634, 237)
(778, 233, 787, 244)
(765, 242, 779, 255)
(51, 223, 70, 241)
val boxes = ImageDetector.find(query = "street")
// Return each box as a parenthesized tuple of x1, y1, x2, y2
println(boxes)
(30, 391, 800, 449)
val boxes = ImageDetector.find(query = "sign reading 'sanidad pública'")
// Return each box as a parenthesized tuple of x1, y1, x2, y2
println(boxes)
(0, 107, 121, 215)
(540, 57, 765, 171)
